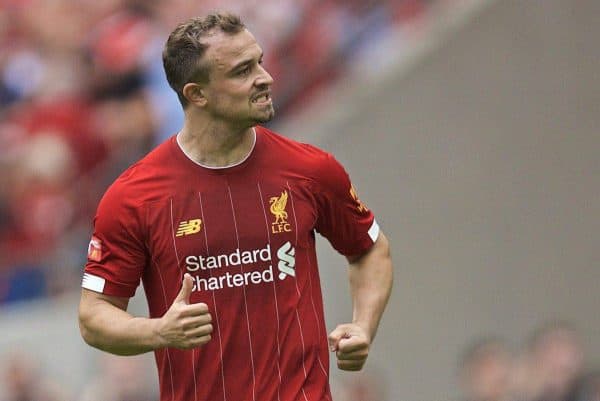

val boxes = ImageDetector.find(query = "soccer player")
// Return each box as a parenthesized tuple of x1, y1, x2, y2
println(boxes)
(78, 12, 393, 401)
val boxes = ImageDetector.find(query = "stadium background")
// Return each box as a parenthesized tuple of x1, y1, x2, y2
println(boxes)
(0, 0, 598, 400)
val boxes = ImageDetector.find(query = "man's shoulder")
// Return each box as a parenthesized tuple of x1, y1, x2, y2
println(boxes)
(257, 126, 331, 168)
(258, 127, 354, 192)
(101, 137, 178, 207)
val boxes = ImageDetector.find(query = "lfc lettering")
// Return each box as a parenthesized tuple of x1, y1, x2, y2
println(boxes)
(272, 223, 291, 234)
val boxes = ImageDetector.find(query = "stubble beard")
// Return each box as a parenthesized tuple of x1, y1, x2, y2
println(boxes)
(253, 105, 275, 124)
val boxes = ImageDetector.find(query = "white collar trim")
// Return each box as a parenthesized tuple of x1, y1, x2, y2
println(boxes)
(176, 128, 257, 170)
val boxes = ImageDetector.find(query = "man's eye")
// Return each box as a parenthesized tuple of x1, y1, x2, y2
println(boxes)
(239, 66, 251, 76)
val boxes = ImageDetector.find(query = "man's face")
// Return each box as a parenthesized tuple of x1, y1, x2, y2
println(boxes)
(200, 29, 274, 127)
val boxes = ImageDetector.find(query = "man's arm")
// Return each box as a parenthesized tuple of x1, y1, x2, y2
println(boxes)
(78, 273, 213, 356)
(328, 232, 393, 371)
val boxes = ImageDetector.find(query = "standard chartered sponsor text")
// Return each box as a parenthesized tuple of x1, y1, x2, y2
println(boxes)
(185, 244, 295, 291)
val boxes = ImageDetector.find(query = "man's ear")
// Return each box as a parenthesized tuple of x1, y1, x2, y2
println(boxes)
(182, 83, 207, 107)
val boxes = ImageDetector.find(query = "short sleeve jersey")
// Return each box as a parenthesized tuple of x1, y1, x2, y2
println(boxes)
(83, 126, 379, 401)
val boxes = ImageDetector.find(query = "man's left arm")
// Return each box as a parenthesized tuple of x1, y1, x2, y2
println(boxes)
(328, 231, 393, 371)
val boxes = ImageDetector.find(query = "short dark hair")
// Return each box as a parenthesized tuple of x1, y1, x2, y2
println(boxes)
(162, 12, 245, 108)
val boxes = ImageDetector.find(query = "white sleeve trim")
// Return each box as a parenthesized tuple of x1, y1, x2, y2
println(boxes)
(368, 219, 380, 242)
(82, 273, 106, 293)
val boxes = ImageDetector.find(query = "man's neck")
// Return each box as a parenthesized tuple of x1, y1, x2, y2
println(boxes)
(177, 123, 256, 168)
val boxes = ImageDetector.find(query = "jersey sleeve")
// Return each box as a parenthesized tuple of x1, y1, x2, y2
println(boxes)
(82, 181, 148, 298)
(313, 153, 379, 256)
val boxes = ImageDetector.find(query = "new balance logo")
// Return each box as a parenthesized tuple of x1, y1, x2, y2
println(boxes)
(277, 241, 296, 280)
(176, 219, 202, 237)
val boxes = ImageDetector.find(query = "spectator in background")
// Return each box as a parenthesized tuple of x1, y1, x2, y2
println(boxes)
(0, 133, 77, 303)
(0, 0, 157, 300)
(573, 371, 600, 401)
(1, 352, 68, 401)
(526, 322, 584, 401)
(78, 354, 157, 401)
(459, 337, 514, 401)
(330, 367, 388, 401)
(512, 344, 544, 401)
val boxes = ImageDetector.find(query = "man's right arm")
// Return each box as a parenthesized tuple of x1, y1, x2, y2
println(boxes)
(78, 273, 213, 356)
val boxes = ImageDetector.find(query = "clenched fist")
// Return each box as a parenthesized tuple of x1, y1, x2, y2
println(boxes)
(328, 323, 371, 371)
(157, 273, 213, 349)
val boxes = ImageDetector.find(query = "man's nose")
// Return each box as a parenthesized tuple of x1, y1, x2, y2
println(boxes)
(256, 64, 274, 86)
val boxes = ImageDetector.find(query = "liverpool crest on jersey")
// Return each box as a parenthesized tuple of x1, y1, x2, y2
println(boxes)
(269, 190, 292, 234)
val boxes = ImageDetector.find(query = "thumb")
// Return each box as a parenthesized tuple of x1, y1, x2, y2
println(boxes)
(175, 273, 193, 304)
(328, 325, 350, 352)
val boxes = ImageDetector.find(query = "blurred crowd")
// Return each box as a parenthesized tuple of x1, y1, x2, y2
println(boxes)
(3, 321, 599, 401)
(2, 351, 156, 401)
(459, 322, 600, 401)
(0, 0, 434, 304)
(1, 351, 388, 401)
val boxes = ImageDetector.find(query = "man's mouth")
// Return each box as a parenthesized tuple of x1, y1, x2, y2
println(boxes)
(252, 92, 271, 104)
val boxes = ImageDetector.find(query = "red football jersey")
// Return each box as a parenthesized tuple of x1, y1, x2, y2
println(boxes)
(83, 126, 379, 401)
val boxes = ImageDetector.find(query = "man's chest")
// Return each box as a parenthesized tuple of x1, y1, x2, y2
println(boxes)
(144, 177, 317, 273)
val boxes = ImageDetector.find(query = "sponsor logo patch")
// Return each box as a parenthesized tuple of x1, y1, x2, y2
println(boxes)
(183, 242, 298, 292)
(277, 241, 296, 280)
(350, 185, 369, 213)
(87, 236, 103, 262)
